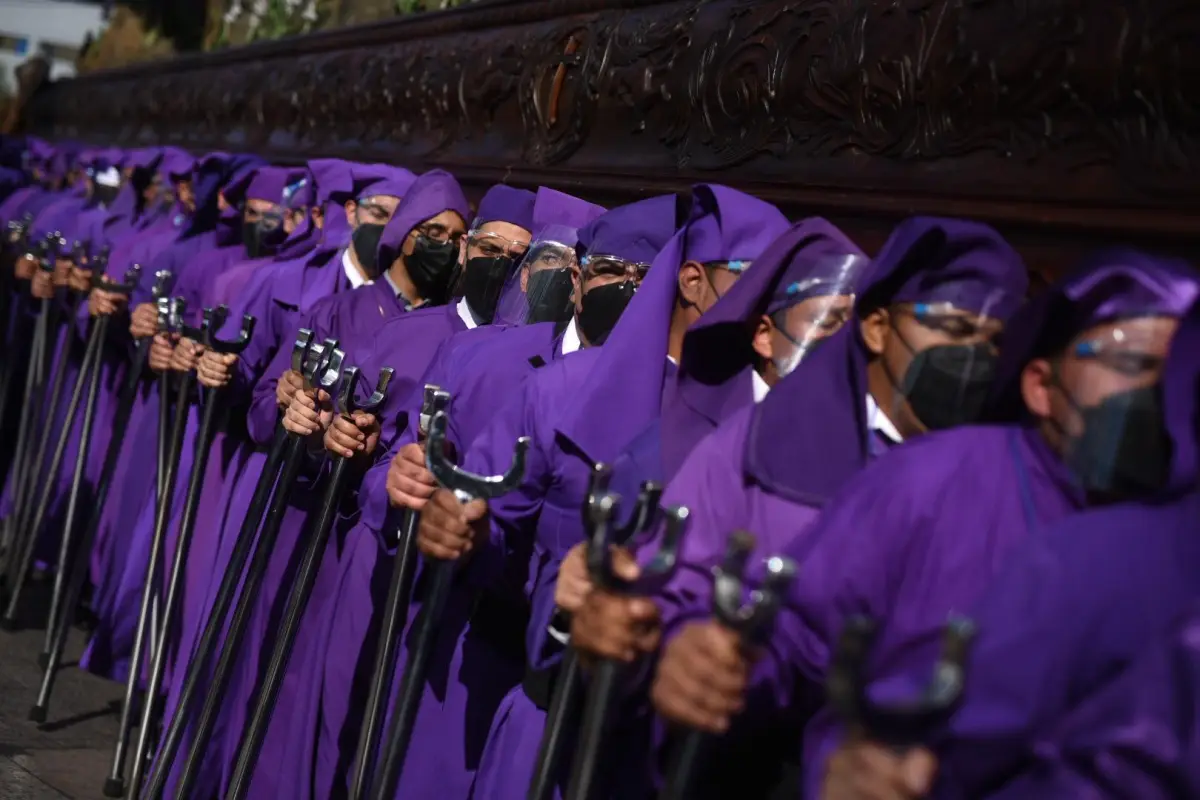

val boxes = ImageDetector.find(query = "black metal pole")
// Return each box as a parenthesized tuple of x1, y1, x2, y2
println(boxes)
(144, 332, 327, 798)
(227, 365, 392, 800)
(1, 313, 101, 629)
(26, 314, 111, 723)
(350, 385, 449, 800)
(371, 409, 528, 800)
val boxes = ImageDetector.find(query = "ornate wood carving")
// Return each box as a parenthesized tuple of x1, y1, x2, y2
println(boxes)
(22, 0, 1200, 269)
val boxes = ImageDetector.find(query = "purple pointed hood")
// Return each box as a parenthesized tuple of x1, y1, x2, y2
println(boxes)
(532, 186, 606, 234)
(375, 168, 469, 274)
(746, 216, 1030, 506)
(474, 185, 536, 231)
(557, 185, 788, 463)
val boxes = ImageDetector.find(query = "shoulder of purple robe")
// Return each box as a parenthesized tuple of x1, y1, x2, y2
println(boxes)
(460, 355, 587, 589)
(526, 415, 670, 673)
(915, 490, 1200, 798)
(789, 425, 1091, 796)
(644, 406, 762, 640)
(971, 609, 1200, 800)
(225, 260, 301, 403)
(353, 304, 467, 450)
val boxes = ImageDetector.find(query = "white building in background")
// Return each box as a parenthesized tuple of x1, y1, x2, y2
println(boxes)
(0, 0, 107, 85)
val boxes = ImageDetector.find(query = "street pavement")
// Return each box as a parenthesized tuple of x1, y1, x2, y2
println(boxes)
(0, 585, 123, 799)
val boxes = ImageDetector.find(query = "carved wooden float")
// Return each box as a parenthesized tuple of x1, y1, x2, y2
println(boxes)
(20, 0, 1200, 281)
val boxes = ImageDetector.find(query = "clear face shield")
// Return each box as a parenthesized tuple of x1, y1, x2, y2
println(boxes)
(768, 253, 871, 378)
(1047, 317, 1178, 498)
(880, 286, 1014, 433)
(449, 223, 532, 324)
(493, 229, 582, 328)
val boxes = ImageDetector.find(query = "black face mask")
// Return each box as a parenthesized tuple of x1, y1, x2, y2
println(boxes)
(578, 281, 638, 346)
(243, 218, 287, 259)
(899, 343, 998, 431)
(243, 220, 264, 259)
(1064, 385, 1170, 498)
(352, 223, 385, 276)
(461, 255, 514, 324)
(405, 235, 460, 304)
(525, 268, 577, 325)
(93, 185, 120, 206)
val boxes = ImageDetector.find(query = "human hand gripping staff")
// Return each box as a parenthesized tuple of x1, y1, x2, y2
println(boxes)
(818, 617, 975, 800)
(24, 264, 149, 719)
(528, 466, 664, 800)
(226, 364, 395, 800)
(124, 306, 257, 798)
(369, 408, 529, 800)
(563, 495, 688, 800)
(656, 534, 796, 800)
(135, 332, 342, 800)
(350, 383, 451, 800)
(4, 242, 100, 599)
(2, 259, 141, 630)
(2, 235, 62, 580)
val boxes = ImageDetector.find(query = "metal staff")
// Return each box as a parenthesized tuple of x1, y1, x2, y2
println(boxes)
(564, 500, 688, 800)
(528, 469, 664, 800)
(3, 261, 140, 630)
(0, 215, 35, 429)
(226, 364, 394, 800)
(657, 534, 797, 800)
(350, 384, 450, 800)
(370, 409, 529, 800)
(35, 267, 170, 671)
(826, 616, 975, 747)
(1, 243, 88, 596)
(124, 306, 255, 797)
(142, 336, 343, 800)
(104, 292, 239, 800)
(1, 236, 60, 587)
(26, 268, 151, 723)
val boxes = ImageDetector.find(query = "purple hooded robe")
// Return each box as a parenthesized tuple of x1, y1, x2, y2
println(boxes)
(487, 219, 874, 799)
(904, 288, 1200, 798)
(629, 217, 1034, 798)
(738, 251, 1196, 798)
(198, 169, 471, 798)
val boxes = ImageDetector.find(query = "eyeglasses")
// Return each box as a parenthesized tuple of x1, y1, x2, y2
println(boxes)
(581, 254, 651, 281)
(413, 222, 464, 245)
(525, 241, 577, 272)
(355, 200, 393, 225)
(468, 229, 529, 260)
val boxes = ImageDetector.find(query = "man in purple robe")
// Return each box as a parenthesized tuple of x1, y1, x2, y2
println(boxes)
(562, 217, 1028, 797)
(646, 247, 1194, 799)
(411, 185, 787, 800)
(196, 169, 470, 798)
(484, 218, 870, 798)
(147, 162, 417, 796)
(818, 281, 1200, 800)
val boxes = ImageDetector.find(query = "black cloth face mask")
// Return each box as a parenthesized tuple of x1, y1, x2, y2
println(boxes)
(578, 280, 638, 346)
(899, 342, 998, 430)
(405, 235, 460, 305)
(461, 255, 514, 324)
(525, 268, 576, 325)
(243, 220, 264, 259)
(351, 222, 385, 276)
(1063, 384, 1170, 498)
(92, 184, 120, 206)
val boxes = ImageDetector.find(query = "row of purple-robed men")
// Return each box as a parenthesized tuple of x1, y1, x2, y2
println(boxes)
(31, 144, 623, 799)
(9, 140, 1200, 796)
(206, 177, 1056, 800)
(503, 241, 1200, 799)
(147, 178, 1200, 800)
(371, 191, 1200, 800)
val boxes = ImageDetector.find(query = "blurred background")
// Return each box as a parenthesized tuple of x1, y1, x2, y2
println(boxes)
(0, 0, 481, 124)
